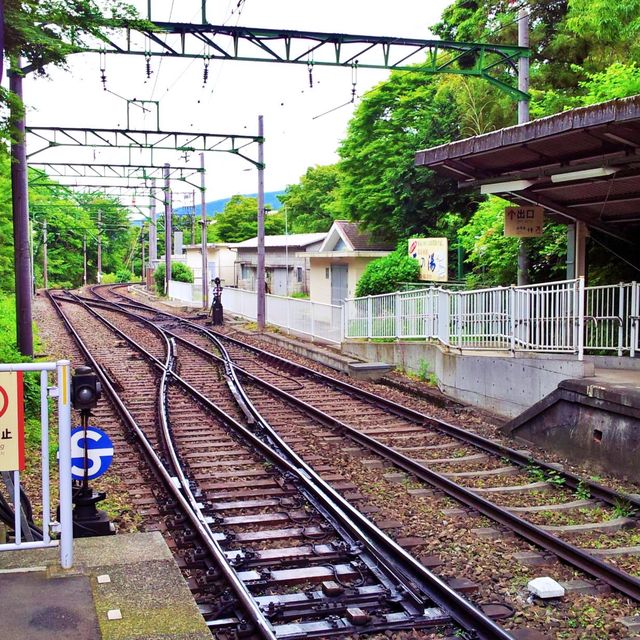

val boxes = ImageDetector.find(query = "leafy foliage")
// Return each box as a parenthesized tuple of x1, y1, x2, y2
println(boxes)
(153, 262, 194, 294)
(355, 247, 420, 297)
(339, 72, 478, 243)
(210, 195, 285, 243)
(278, 165, 342, 233)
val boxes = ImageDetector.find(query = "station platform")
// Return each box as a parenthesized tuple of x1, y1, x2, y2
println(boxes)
(0, 532, 210, 640)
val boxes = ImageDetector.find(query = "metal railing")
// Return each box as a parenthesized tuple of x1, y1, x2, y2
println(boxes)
(346, 279, 587, 357)
(224, 288, 343, 344)
(0, 360, 73, 568)
(585, 282, 640, 356)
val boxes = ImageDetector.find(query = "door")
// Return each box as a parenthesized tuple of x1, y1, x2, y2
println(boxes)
(331, 264, 348, 305)
(271, 268, 288, 296)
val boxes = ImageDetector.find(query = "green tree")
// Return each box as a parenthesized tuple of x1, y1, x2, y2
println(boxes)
(153, 262, 194, 295)
(211, 195, 284, 242)
(355, 246, 420, 297)
(339, 71, 478, 243)
(279, 165, 343, 233)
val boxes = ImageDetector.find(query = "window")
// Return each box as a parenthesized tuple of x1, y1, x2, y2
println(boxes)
(296, 267, 303, 283)
(241, 264, 254, 280)
(325, 268, 330, 279)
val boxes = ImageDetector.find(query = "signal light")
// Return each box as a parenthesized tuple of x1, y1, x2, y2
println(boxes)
(71, 365, 102, 411)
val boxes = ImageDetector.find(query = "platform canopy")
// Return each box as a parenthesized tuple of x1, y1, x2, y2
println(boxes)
(415, 95, 640, 240)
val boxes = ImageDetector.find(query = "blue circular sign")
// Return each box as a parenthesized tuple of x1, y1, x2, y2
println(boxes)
(70, 426, 114, 480)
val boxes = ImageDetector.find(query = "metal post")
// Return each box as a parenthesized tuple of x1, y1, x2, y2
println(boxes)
(97, 210, 102, 284)
(42, 219, 48, 289)
(82, 234, 87, 285)
(577, 276, 585, 361)
(200, 153, 208, 310)
(9, 65, 34, 356)
(149, 179, 157, 265)
(141, 223, 145, 281)
(517, 6, 530, 287)
(164, 163, 172, 296)
(40, 370, 51, 545)
(56, 360, 73, 569)
(257, 115, 266, 330)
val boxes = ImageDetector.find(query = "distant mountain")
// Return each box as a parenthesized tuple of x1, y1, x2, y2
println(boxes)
(174, 190, 285, 217)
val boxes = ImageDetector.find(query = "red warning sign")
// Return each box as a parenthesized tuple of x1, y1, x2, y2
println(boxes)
(0, 372, 25, 471)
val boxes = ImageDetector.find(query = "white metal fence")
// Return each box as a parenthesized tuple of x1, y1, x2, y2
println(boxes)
(223, 287, 343, 344)
(168, 277, 640, 357)
(0, 361, 73, 568)
(348, 278, 640, 358)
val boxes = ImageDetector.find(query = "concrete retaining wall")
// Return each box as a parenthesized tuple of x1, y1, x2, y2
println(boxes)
(342, 341, 594, 418)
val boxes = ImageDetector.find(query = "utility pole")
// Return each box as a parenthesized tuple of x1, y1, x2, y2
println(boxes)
(83, 234, 87, 285)
(97, 210, 102, 284)
(9, 62, 33, 356)
(149, 179, 157, 283)
(42, 219, 48, 289)
(200, 152, 208, 310)
(141, 223, 145, 281)
(191, 190, 196, 244)
(164, 163, 172, 296)
(517, 5, 530, 286)
(256, 115, 266, 331)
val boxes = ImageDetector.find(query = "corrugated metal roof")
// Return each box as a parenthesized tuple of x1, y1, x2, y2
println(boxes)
(414, 95, 640, 234)
(233, 232, 327, 249)
(334, 221, 396, 251)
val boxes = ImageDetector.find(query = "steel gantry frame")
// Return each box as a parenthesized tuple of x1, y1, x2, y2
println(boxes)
(28, 162, 203, 183)
(11, 3, 530, 355)
(86, 23, 528, 101)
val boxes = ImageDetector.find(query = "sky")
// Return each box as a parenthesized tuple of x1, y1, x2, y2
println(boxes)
(23, 0, 453, 214)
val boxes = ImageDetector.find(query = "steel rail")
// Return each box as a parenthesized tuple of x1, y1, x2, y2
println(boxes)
(46, 291, 278, 640)
(85, 289, 640, 604)
(67, 290, 517, 640)
(95, 287, 640, 514)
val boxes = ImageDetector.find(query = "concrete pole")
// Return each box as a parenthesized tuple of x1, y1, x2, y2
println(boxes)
(97, 210, 102, 283)
(149, 179, 157, 265)
(200, 153, 208, 310)
(141, 223, 145, 281)
(42, 219, 48, 289)
(164, 163, 172, 295)
(257, 115, 266, 330)
(191, 190, 196, 244)
(9, 65, 33, 356)
(83, 234, 87, 285)
(517, 6, 530, 286)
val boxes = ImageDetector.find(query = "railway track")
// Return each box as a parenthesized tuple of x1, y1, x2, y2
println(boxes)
(48, 288, 518, 640)
(85, 285, 640, 605)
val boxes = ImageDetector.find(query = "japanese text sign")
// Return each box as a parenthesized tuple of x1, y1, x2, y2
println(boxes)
(409, 237, 448, 282)
(504, 206, 544, 237)
(0, 372, 25, 471)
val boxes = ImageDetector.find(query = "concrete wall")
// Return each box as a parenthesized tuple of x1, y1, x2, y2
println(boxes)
(184, 246, 236, 285)
(342, 340, 594, 418)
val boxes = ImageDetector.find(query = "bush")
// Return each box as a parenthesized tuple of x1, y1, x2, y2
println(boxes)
(115, 268, 133, 283)
(153, 262, 194, 294)
(100, 273, 118, 284)
(355, 246, 420, 297)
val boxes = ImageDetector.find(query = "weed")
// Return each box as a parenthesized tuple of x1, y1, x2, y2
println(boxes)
(574, 480, 591, 501)
(527, 464, 546, 483)
(545, 469, 566, 487)
(612, 498, 637, 519)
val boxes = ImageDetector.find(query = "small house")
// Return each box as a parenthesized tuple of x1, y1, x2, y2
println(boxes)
(233, 233, 326, 296)
(303, 221, 394, 305)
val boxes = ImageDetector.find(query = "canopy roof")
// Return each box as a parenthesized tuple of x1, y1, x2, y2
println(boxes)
(415, 95, 640, 239)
